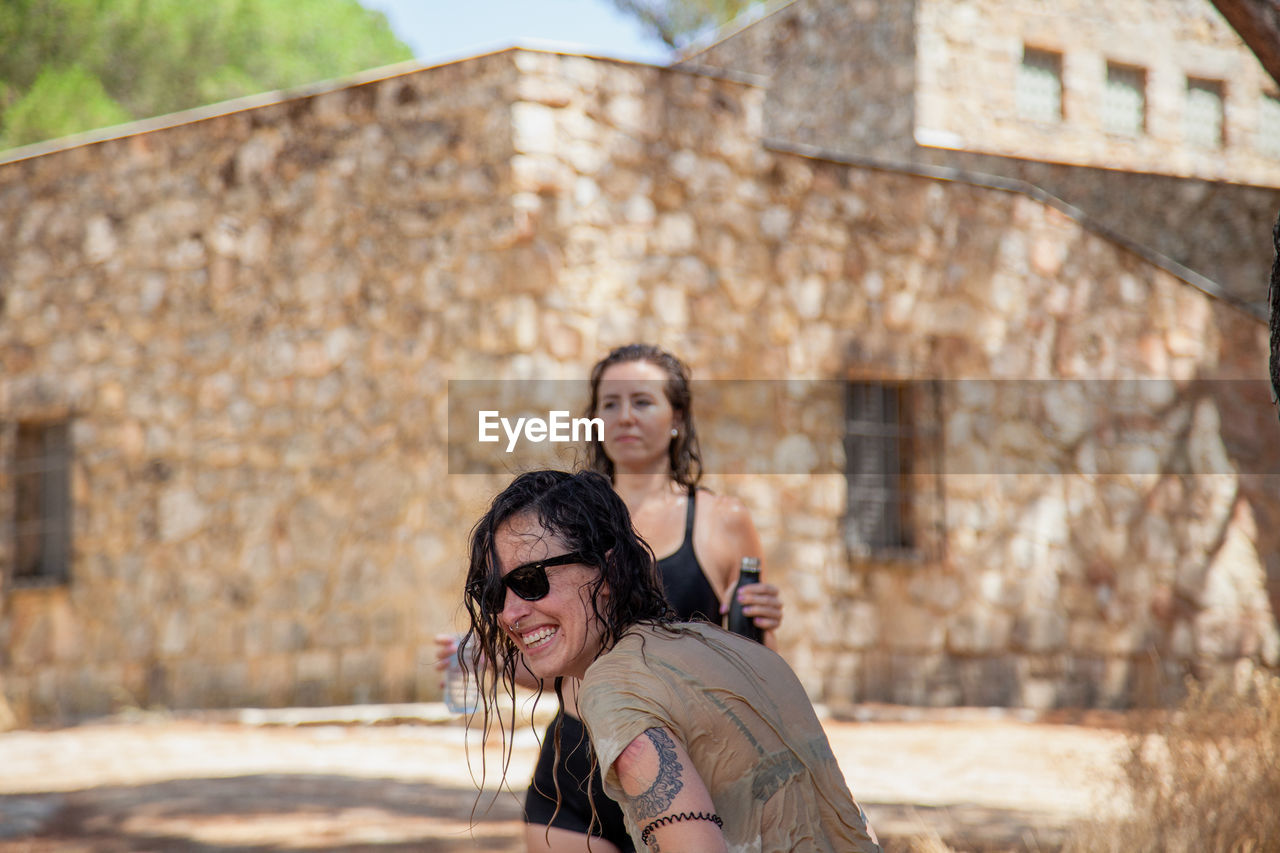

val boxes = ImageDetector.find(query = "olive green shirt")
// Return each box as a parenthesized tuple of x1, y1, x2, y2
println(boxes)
(579, 623, 881, 853)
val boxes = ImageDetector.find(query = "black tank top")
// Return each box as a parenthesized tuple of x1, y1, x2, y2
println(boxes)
(655, 489, 722, 624)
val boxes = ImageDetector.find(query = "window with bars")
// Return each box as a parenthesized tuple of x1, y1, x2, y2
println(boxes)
(1017, 47, 1064, 124)
(13, 421, 71, 585)
(1184, 77, 1225, 149)
(844, 382, 940, 559)
(1259, 93, 1280, 158)
(1103, 62, 1147, 136)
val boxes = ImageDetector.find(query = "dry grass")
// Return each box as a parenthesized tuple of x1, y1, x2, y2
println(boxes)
(899, 833, 958, 853)
(1064, 671, 1280, 853)
(878, 817, 960, 853)
(880, 836, 956, 853)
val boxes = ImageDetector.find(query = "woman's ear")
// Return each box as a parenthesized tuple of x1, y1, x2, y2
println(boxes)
(598, 552, 613, 600)
(584, 573, 611, 620)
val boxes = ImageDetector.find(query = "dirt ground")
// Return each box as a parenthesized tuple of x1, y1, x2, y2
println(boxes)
(0, 703, 1130, 852)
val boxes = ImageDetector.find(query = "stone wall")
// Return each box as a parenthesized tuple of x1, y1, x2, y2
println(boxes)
(693, 0, 1280, 183)
(2, 47, 1277, 723)
(0, 52, 527, 720)
(914, 149, 1280, 312)
(915, 0, 1280, 185)
(688, 0, 921, 161)
(684, 0, 1280, 316)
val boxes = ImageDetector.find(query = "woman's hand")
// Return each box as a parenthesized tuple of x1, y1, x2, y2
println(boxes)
(732, 581, 783, 633)
(433, 633, 460, 672)
(433, 633, 463, 694)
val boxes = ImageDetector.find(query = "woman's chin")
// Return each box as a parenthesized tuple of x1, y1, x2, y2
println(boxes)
(607, 450, 664, 470)
(522, 638, 563, 679)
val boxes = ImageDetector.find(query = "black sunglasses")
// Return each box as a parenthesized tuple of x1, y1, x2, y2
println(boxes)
(473, 551, 590, 611)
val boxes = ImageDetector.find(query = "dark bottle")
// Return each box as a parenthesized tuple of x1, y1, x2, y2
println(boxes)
(726, 557, 764, 643)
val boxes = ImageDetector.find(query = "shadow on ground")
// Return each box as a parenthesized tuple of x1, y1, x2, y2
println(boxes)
(0, 777, 1082, 853)
(867, 802, 1075, 852)
(0, 774, 525, 852)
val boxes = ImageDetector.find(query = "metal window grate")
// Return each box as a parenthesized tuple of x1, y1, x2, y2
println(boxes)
(1017, 48, 1063, 124)
(1103, 62, 1146, 136)
(1185, 77, 1225, 149)
(845, 383, 911, 556)
(14, 421, 71, 584)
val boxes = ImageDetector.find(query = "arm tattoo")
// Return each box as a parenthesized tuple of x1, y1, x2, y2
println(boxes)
(631, 728, 684, 820)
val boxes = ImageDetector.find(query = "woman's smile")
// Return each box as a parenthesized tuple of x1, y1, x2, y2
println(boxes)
(521, 625, 558, 650)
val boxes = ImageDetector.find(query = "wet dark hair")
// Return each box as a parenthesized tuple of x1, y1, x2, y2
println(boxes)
(584, 343, 704, 488)
(460, 470, 675, 831)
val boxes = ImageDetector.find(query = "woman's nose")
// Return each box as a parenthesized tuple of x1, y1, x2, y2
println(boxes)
(502, 589, 533, 631)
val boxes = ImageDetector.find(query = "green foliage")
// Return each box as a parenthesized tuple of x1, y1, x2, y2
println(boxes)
(610, 0, 768, 48)
(0, 0, 412, 149)
(2, 64, 130, 146)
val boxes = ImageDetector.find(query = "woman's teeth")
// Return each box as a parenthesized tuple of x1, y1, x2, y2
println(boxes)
(523, 627, 556, 649)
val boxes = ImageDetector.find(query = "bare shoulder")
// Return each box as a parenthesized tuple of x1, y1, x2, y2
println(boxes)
(694, 490, 764, 591)
(700, 491, 759, 543)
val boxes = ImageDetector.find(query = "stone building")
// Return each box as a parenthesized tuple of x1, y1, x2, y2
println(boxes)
(1, 0, 1278, 724)
(687, 0, 1280, 311)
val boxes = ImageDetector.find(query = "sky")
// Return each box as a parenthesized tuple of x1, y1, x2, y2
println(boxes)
(360, 0, 673, 67)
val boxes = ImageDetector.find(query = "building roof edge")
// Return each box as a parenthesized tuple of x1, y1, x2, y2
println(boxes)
(0, 57, 446, 167)
(764, 136, 1267, 323)
(0, 45, 763, 166)
(675, 0, 802, 65)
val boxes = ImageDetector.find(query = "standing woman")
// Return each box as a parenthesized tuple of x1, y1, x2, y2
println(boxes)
(522, 343, 784, 853)
(585, 344, 782, 644)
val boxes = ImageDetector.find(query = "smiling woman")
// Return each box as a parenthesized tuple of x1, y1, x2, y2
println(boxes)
(463, 470, 659, 691)
(491, 526, 612, 683)
(461, 470, 881, 853)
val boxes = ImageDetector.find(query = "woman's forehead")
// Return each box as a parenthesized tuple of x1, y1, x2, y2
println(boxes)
(494, 515, 565, 568)
(599, 359, 667, 387)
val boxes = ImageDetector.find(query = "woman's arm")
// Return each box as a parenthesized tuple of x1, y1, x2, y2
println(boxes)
(702, 494, 783, 649)
(613, 727, 728, 853)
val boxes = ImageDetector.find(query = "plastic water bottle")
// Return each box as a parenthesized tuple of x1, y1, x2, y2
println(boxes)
(726, 557, 764, 643)
(444, 634, 480, 715)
